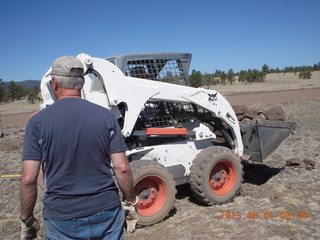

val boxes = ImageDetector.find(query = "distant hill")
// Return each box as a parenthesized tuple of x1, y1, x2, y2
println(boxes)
(2, 80, 41, 90)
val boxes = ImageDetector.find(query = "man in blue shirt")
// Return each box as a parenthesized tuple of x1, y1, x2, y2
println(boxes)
(19, 56, 137, 239)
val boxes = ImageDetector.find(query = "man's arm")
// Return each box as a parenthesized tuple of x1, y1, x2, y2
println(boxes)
(111, 152, 139, 232)
(20, 160, 41, 220)
(111, 152, 135, 203)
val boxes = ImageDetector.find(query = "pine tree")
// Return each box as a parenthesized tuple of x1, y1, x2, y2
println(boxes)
(189, 69, 202, 88)
(0, 78, 4, 102)
(227, 69, 235, 85)
(5, 81, 26, 101)
(27, 87, 40, 104)
(262, 64, 269, 73)
(299, 68, 312, 79)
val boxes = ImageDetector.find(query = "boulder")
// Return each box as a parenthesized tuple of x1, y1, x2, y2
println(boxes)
(265, 106, 285, 121)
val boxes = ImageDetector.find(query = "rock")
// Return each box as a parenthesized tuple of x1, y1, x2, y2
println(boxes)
(303, 159, 316, 169)
(258, 112, 267, 120)
(245, 108, 258, 119)
(242, 118, 252, 124)
(252, 112, 268, 123)
(285, 158, 316, 170)
(285, 158, 303, 167)
(233, 105, 248, 116)
(251, 116, 259, 124)
(237, 114, 245, 121)
(265, 106, 285, 121)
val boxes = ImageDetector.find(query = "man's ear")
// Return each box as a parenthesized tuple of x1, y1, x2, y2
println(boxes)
(52, 77, 59, 91)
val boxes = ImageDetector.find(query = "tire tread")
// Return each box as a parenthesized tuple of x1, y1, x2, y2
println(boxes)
(189, 146, 243, 205)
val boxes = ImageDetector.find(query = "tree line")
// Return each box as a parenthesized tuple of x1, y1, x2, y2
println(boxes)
(1, 61, 319, 102)
(189, 62, 320, 88)
(0, 79, 40, 104)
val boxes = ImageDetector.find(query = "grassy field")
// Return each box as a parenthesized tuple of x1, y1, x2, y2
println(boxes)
(209, 71, 320, 94)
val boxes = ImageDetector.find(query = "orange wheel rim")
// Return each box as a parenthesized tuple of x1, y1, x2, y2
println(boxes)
(209, 160, 236, 195)
(134, 176, 167, 216)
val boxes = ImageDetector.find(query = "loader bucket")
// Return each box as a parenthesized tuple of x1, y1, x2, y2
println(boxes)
(241, 120, 297, 162)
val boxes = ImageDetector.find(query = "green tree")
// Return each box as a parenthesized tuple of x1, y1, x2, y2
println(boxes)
(189, 69, 202, 88)
(0, 78, 4, 102)
(238, 69, 263, 83)
(227, 69, 235, 85)
(252, 69, 265, 82)
(238, 70, 246, 83)
(299, 68, 312, 79)
(312, 64, 318, 71)
(262, 64, 269, 73)
(27, 87, 41, 104)
(5, 81, 26, 101)
(213, 70, 227, 85)
(202, 73, 214, 86)
(163, 71, 174, 84)
(219, 71, 227, 85)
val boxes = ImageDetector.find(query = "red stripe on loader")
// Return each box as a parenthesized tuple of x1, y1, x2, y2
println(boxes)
(145, 128, 188, 135)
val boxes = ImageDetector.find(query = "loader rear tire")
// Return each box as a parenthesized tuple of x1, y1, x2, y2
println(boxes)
(189, 146, 243, 205)
(130, 160, 176, 226)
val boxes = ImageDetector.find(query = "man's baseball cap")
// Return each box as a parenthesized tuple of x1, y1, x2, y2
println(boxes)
(50, 56, 84, 77)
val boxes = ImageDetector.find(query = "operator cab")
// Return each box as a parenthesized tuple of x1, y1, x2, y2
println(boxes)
(106, 52, 192, 86)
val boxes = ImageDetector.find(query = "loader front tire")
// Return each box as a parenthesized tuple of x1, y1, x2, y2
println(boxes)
(130, 160, 176, 226)
(189, 146, 243, 205)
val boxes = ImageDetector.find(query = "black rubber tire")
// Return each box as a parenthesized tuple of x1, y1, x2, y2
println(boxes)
(130, 160, 176, 226)
(189, 146, 243, 205)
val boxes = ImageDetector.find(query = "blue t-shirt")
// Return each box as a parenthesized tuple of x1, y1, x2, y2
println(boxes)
(22, 98, 128, 220)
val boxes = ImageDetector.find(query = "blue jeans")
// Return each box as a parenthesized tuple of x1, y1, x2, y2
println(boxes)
(43, 205, 125, 240)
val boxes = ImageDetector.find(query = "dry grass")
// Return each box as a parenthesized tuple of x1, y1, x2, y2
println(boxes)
(208, 71, 320, 95)
(0, 99, 41, 114)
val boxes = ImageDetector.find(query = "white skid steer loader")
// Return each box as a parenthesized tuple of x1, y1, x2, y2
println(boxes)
(40, 53, 296, 226)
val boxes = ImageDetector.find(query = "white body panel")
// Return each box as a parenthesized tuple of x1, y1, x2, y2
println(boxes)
(128, 139, 214, 183)
(40, 53, 244, 160)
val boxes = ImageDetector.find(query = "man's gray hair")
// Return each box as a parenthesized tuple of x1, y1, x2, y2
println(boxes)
(53, 75, 84, 90)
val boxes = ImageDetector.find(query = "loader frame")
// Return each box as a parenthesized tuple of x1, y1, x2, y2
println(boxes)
(40, 52, 296, 226)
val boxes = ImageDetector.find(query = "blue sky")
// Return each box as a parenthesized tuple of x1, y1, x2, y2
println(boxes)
(1, 0, 319, 82)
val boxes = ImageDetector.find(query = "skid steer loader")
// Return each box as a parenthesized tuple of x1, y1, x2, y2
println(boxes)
(40, 52, 296, 226)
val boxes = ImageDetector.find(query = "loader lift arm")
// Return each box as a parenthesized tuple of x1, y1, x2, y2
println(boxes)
(41, 53, 243, 156)
(75, 54, 244, 157)
(40, 52, 296, 226)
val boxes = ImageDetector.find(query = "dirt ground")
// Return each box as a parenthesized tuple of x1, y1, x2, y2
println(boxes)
(0, 73, 319, 239)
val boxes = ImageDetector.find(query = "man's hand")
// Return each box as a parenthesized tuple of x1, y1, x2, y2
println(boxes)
(20, 215, 43, 240)
(122, 196, 139, 233)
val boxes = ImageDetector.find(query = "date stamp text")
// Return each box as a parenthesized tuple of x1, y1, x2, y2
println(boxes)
(219, 211, 309, 220)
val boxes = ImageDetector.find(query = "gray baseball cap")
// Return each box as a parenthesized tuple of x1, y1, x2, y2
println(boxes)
(50, 56, 84, 77)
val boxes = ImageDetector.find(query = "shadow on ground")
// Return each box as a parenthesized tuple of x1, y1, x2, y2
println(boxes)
(242, 160, 284, 185)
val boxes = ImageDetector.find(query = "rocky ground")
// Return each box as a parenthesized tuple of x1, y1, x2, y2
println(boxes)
(125, 100, 320, 240)
(0, 74, 319, 239)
